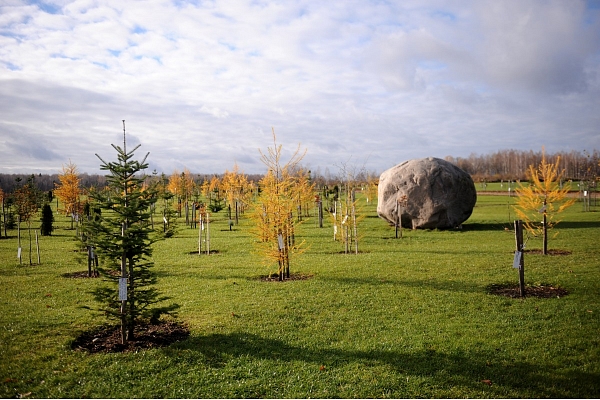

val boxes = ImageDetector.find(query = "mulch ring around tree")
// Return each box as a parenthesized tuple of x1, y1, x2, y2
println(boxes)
(256, 272, 314, 282)
(71, 320, 190, 353)
(487, 283, 569, 299)
(525, 249, 572, 256)
(61, 271, 100, 278)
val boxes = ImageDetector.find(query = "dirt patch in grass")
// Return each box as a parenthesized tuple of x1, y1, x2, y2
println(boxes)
(488, 283, 569, 298)
(256, 272, 314, 282)
(525, 249, 572, 256)
(71, 320, 190, 353)
(187, 250, 220, 255)
(61, 271, 100, 278)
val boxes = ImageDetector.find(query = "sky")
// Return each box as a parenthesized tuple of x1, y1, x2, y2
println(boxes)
(1, 0, 599, 176)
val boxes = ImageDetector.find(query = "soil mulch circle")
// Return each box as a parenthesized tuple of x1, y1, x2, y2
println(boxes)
(525, 249, 572, 256)
(71, 320, 190, 353)
(61, 271, 100, 279)
(256, 272, 314, 282)
(187, 250, 220, 255)
(488, 283, 569, 298)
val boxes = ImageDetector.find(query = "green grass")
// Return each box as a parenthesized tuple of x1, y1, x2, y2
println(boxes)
(1, 194, 599, 398)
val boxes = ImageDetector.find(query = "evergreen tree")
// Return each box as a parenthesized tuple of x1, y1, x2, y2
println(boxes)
(87, 126, 178, 344)
(40, 203, 54, 236)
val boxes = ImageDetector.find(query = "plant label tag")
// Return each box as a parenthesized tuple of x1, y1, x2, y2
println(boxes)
(513, 251, 522, 269)
(17, 247, 21, 259)
(119, 278, 127, 301)
(278, 234, 284, 250)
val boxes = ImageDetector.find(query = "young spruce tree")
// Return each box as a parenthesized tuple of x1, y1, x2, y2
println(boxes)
(88, 123, 178, 344)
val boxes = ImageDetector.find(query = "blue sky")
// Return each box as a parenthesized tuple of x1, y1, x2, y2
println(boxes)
(1, 0, 599, 175)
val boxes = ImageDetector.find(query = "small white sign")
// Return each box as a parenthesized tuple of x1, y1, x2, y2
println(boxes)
(163, 216, 168, 224)
(277, 234, 284, 250)
(17, 247, 22, 259)
(584, 191, 588, 197)
(513, 251, 522, 269)
(119, 278, 128, 301)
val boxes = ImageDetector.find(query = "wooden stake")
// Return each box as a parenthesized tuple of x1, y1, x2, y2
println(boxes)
(206, 213, 210, 255)
(514, 220, 525, 297)
(17, 215, 21, 265)
(35, 230, 40, 264)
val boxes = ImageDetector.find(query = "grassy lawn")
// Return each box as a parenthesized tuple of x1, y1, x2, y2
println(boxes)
(1, 193, 599, 398)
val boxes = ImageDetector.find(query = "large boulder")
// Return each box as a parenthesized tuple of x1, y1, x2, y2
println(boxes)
(377, 157, 477, 229)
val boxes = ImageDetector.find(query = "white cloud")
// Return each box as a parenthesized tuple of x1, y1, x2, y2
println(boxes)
(0, 0, 598, 175)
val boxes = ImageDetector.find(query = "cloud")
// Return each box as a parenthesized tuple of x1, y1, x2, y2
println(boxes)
(473, 0, 600, 94)
(0, 0, 598, 176)
(200, 105, 229, 119)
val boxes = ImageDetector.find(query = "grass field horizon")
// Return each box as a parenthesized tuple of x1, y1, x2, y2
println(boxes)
(1, 191, 599, 398)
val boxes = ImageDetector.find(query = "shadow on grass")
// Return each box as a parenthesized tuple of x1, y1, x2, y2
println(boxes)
(462, 222, 511, 231)
(555, 220, 600, 229)
(165, 332, 598, 398)
(464, 221, 600, 231)
(324, 276, 483, 294)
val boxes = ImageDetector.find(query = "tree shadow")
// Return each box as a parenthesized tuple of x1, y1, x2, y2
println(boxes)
(555, 220, 600, 229)
(462, 222, 512, 231)
(464, 220, 600, 231)
(322, 275, 484, 294)
(164, 332, 598, 397)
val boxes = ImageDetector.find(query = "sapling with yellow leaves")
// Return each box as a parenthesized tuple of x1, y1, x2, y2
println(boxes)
(514, 149, 576, 255)
(250, 129, 308, 280)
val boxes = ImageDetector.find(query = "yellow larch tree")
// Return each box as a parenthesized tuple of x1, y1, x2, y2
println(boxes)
(54, 161, 82, 229)
(250, 129, 307, 280)
(221, 163, 252, 225)
(167, 168, 195, 223)
(514, 149, 576, 255)
(290, 168, 315, 221)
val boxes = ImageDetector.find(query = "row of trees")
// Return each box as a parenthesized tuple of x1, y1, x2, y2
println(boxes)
(3, 148, 598, 195)
(445, 148, 600, 182)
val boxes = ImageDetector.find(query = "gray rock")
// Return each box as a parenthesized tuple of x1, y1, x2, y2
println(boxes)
(377, 157, 477, 229)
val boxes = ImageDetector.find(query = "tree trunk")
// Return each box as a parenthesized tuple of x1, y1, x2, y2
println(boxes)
(28, 221, 32, 265)
(35, 230, 40, 264)
(87, 246, 92, 277)
(206, 213, 210, 255)
(17, 216, 21, 264)
(543, 199, 548, 255)
(514, 220, 525, 297)
(127, 257, 135, 341)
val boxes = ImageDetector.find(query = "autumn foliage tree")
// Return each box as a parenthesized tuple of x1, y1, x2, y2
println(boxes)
(514, 150, 576, 255)
(222, 163, 253, 225)
(54, 161, 81, 229)
(251, 130, 307, 280)
(167, 168, 195, 223)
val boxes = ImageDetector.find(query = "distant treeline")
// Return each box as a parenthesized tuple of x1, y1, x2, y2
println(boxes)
(1, 149, 598, 193)
(0, 172, 264, 194)
(0, 173, 107, 194)
(444, 148, 599, 182)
